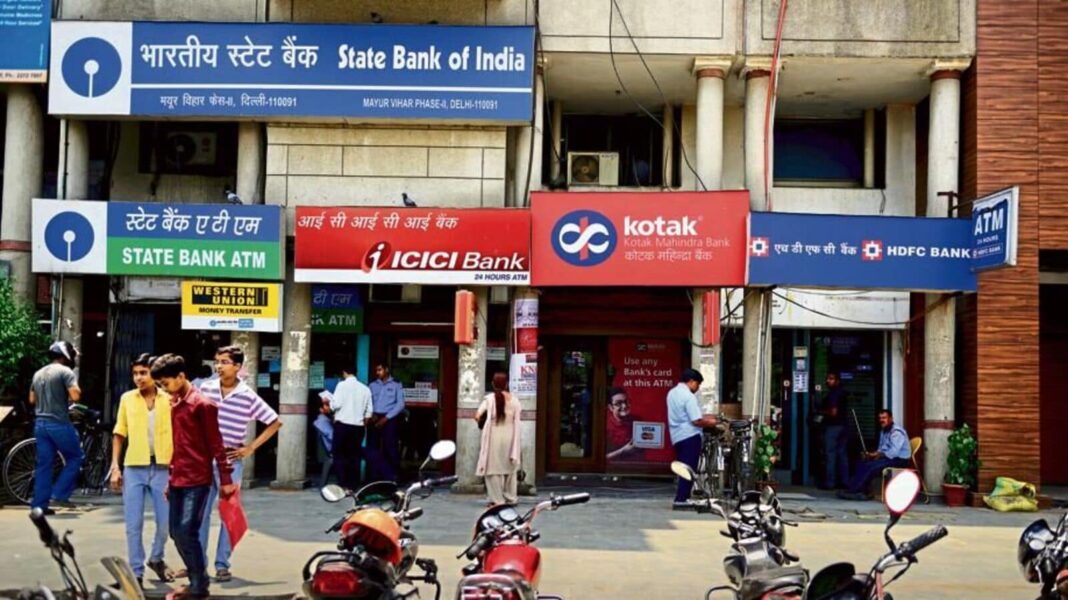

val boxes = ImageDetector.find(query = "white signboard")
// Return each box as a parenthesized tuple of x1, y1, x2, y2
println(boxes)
(508, 353, 537, 396)
(397, 343, 439, 360)
(632, 421, 664, 449)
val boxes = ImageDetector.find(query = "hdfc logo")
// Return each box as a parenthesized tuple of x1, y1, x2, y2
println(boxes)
(750, 237, 769, 258)
(551, 210, 617, 267)
(862, 240, 883, 261)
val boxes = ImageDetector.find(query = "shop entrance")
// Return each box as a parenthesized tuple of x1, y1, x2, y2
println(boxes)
(546, 339, 606, 473)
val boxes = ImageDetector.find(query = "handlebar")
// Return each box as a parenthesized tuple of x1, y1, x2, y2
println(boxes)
(30, 507, 56, 546)
(552, 493, 590, 507)
(425, 475, 458, 488)
(405, 506, 424, 521)
(461, 533, 493, 560)
(895, 525, 948, 561)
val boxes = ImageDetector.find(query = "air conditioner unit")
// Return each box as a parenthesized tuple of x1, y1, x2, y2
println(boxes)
(159, 131, 218, 171)
(567, 152, 619, 187)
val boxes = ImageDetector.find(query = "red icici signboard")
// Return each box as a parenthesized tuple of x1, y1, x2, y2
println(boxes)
(530, 191, 749, 286)
(295, 207, 530, 285)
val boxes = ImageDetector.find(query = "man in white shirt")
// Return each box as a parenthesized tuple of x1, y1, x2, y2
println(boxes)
(324, 367, 373, 490)
(667, 368, 719, 510)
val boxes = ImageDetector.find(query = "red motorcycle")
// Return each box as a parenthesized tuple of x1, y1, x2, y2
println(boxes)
(455, 493, 591, 600)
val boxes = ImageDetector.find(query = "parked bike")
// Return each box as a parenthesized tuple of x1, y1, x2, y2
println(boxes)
(673, 461, 807, 600)
(302, 440, 458, 600)
(691, 419, 755, 505)
(23, 506, 144, 600)
(804, 470, 947, 600)
(4, 403, 111, 505)
(455, 492, 591, 600)
(1019, 511, 1068, 598)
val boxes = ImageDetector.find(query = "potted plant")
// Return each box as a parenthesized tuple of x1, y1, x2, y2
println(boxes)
(943, 423, 979, 507)
(753, 424, 780, 488)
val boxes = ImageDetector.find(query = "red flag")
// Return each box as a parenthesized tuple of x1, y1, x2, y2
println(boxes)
(218, 489, 248, 548)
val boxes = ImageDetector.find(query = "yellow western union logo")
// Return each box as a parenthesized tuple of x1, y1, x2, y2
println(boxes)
(181, 281, 281, 319)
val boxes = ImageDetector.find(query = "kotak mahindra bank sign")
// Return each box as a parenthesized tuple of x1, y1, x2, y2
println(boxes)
(294, 207, 530, 284)
(531, 191, 749, 286)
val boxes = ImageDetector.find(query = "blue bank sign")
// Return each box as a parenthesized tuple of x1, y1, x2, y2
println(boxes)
(0, 0, 50, 82)
(971, 186, 1018, 272)
(48, 21, 534, 122)
(748, 212, 977, 292)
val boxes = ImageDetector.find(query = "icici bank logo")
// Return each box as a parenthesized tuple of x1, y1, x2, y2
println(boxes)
(551, 210, 617, 267)
(362, 241, 392, 272)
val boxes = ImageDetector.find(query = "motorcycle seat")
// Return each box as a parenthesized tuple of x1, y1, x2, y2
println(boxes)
(729, 420, 751, 432)
(739, 565, 808, 598)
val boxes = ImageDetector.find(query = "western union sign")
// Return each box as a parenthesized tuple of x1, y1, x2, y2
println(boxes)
(181, 281, 283, 332)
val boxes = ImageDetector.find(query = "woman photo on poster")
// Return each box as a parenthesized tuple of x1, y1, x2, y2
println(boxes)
(605, 387, 644, 462)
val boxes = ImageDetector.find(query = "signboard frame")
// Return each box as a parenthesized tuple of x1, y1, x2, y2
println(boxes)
(971, 186, 1019, 272)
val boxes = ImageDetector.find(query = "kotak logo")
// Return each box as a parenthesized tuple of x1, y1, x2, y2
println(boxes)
(551, 210, 616, 267)
(624, 216, 698, 236)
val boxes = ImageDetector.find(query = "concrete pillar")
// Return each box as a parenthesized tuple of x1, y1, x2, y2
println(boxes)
(662, 104, 674, 188)
(742, 64, 774, 420)
(923, 64, 966, 494)
(56, 120, 90, 347)
(455, 287, 489, 493)
(232, 330, 262, 486)
(550, 100, 563, 185)
(863, 109, 876, 189)
(514, 65, 545, 205)
(273, 270, 311, 489)
(0, 85, 43, 303)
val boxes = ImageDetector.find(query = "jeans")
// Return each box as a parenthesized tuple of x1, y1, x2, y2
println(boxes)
(822, 425, 850, 489)
(123, 463, 169, 577)
(199, 459, 243, 571)
(332, 422, 365, 491)
(847, 457, 910, 495)
(169, 485, 211, 597)
(32, 419, 85, 510)
(366, 418, 399, 482)
(673, 434, 702, 503)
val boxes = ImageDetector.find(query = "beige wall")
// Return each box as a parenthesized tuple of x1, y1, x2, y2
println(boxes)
(59, 0, 263, 21)
(268, 0, 527, 25)
(265, 125, 507, 232)
(109, 122, 232, 203)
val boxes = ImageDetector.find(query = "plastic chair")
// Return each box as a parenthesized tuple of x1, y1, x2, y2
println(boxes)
(881, 437, 930, 504)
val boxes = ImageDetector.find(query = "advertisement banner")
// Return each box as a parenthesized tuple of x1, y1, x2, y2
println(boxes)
(180, 281, 282, 332)
(513, 296, 538, 355)
(32, 199, 284, 279)
(748, 212, 977, 292)
(295, 207, 530, 285)
(530, 191, 749, 287)
(49, 21, 534, 121)
(606, 338, 681, 467)
(0, 0, 49, 82)
(972, 186, 1019, 272)
(394, 339, 440, 407)
(311, 284, 363, 333)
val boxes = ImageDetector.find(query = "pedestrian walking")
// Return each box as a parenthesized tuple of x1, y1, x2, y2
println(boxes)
(109, 353, 176, 587)
(29, 341, 85, 514)
(197, 345, 281, 582)
(666, 368, 718, 510)
(324, 366, 373, 491)
(818, 372, 850, 490)
(151, 353, 234, 600)
(367, 363, 405, 482)
(475, 372, 521, 506)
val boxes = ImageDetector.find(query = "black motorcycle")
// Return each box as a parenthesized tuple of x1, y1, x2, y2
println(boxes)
(1019, 511, 1068, 598)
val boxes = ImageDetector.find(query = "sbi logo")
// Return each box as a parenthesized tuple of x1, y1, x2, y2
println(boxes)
(61, 37, 122, 98)
(44, 211, 95, 262)
(551, 210, 616, 267)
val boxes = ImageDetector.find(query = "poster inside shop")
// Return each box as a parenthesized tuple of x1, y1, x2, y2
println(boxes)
(606, 338, 681, 467)
(180, 281, 282, 332)
(393, 340, 440, 406)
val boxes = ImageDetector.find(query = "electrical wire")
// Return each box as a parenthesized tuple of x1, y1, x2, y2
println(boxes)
(771, 289, 954, 328)
(607, 0, 707, 191)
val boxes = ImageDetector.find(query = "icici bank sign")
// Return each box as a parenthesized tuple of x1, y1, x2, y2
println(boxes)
(294, 207, 531, 285)
(530, 191, 749, 287)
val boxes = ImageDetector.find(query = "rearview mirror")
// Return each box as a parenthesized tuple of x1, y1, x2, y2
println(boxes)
(429, 440, 457, 462)
(320, 484, 348, 503)
(884, 470, 921, 517)
(671, 460, 695, 481)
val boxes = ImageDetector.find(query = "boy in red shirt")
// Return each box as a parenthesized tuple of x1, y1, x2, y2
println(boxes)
(150, 354, 234, 599)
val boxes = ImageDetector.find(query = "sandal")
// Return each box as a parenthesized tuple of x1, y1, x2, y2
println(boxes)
(147, 559, 176, 583)
(215, 568, 232, 582)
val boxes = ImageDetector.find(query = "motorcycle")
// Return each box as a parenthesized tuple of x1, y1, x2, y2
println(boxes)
(455, 492, 592, 600)
(1019, 511, 1068, 598)
(24, 507, 144, 600)
(804, 470, 948, 600)
(672, 461, 807, 600)
(302, 439, 459, 600)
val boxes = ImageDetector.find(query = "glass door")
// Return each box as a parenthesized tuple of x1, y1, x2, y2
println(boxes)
(547, 339, 605, 472)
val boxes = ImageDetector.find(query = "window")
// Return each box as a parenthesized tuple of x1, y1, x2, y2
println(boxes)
(774, 117, 881, 188)
(547, 113, 677, 189)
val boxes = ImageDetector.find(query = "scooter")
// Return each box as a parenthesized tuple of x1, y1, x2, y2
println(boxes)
(672, 461, 807, 600)
(24, 507, 144, 600)
(804, 470, 948, 600)
(1019, 511, 1068, 598)
(302, 440, 458, 600)
(455, 492, 591, 600)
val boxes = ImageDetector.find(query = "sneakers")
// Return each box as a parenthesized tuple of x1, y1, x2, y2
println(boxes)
(50, 499, 77, 509)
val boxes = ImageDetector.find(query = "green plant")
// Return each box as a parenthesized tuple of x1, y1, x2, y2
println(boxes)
(945, 423, 980, 489)
(0, 280, 49, 397)
(753, 424, 779, 479)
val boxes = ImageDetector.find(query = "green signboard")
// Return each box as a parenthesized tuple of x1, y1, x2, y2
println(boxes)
(311, 285, 363, 333)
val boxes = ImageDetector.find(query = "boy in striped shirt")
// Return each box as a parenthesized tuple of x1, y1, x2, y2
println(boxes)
(196, 345, 282, 582)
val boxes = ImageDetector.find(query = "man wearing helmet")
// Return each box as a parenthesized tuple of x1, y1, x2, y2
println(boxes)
(28, 340, 85, 514)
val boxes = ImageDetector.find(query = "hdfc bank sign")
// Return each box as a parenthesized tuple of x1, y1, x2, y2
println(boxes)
(531, 191, 749, 287)
(295, 207, 530, 285)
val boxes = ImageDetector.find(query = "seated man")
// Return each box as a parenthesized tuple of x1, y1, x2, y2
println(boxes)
(837, 409, 911, 500)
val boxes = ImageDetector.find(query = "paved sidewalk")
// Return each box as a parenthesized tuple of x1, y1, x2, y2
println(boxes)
(0, 485, 1052, 598)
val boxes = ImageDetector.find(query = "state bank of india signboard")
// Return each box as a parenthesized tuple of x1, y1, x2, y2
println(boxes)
(32, 199, 284, 280)
(294, 207, 530, 285)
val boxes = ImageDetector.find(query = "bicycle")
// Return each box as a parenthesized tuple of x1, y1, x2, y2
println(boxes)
(3, 403, 112, 505)
(689, 418, 756, 508)
(692, 423, 729, 501)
